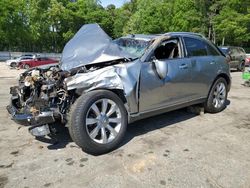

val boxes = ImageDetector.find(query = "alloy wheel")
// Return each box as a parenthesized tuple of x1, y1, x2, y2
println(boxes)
(212, 82, 226, 109)
(85, 98, 122, 144)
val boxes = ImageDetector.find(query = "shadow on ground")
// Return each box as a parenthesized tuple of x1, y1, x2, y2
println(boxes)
(121, 108, 196, 147)
(35, 101, 230, 152)
(35, 123, 73, 150)
(35, 108, 197, 151)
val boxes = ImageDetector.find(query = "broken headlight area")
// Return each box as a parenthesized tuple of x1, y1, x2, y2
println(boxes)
(7, 66, 75, 136)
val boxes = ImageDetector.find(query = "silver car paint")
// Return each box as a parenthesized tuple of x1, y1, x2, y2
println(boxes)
(62, 24, 230, 122)
(65, 60, 142, 114)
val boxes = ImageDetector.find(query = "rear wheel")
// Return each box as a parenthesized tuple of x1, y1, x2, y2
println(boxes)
(24, 64, 30, 69)
(68, 90, 127, 155)
(237, 61, 245, 72)
(204, 77, 228, 113)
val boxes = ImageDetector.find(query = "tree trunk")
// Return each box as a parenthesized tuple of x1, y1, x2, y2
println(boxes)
(222, 37, 225, 46)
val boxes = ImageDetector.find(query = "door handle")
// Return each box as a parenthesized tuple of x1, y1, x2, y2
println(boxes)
(210, 61, 215, 65)
(179, 64, 188, 69)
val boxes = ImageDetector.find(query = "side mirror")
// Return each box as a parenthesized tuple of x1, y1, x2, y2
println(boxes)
(153, 59, 168, 79)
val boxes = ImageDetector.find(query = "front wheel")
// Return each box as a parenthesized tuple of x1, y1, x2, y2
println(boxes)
(204, 77, 228, 113)
(10, 62, 17, 68)
(68, 90, 127, 155)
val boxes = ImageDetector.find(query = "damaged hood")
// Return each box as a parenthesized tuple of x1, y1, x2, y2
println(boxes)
(60, 23, 134, 71)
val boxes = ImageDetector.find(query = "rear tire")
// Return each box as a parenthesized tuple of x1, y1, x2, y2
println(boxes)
(24, 64, 30, 69)
(68, 90, 127, 155)
(204, 77, 228, 113)
(237, 61, 245, 72)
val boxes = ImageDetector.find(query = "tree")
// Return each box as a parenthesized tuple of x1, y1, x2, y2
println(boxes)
(212, 0, 250, 46)
(0, 0, 249, 52)
(123, 0, 173, 34)
(170, 0, 203, 33)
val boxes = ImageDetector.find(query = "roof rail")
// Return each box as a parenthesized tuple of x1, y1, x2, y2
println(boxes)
(164, 32, 206, 39)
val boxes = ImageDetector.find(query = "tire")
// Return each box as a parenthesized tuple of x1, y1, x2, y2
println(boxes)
(68, 90, 127, 155)
(24, 64, 30, 69)
(237, 61, 245, 72)
(10, 62, 17, 68)
(204, 77, 228, 113)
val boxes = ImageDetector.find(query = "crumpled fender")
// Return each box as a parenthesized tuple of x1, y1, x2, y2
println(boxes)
(65, 60, 142, 114)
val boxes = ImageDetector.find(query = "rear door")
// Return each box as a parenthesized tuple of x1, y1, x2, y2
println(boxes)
(238, 47, 246, 61)
(182, 36, 224, 98)
(229, 47, 239, 68)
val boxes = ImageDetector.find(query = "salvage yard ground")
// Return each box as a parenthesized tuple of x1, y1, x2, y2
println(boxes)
(0, 63, 249, 188)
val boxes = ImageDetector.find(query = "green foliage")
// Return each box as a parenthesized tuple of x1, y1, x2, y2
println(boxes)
(212, 0, 250, 45)
(170, 0, 203, 33)
(0, 0, 249, 52)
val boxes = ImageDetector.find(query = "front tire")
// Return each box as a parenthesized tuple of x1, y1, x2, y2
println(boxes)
(10, 62, 17, 68)
(68, 90, 127, 155)
(204, 77, 228, 113)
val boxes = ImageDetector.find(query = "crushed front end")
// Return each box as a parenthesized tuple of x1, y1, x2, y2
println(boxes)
(6, 67, 74, 137)
(6, 23, 144, 139)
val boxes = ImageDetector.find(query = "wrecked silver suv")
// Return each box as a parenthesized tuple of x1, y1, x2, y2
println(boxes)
(7, 24, 231, 155)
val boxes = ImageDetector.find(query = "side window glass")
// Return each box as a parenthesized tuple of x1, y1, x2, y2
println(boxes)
(184, 37, 207, 57)
(206, 42, 220, 56)
(154, 39, 180, 60)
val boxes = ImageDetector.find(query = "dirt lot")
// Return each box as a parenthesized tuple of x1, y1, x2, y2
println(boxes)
(0, 63, 249, 188)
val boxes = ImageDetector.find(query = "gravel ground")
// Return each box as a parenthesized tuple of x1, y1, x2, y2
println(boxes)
(0, 63, 249, 188)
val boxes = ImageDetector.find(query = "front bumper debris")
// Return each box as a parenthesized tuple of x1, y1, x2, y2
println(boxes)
(6, 104, 55, 137)
(7, 105, 55, 126)
(29, 124, 51, 137)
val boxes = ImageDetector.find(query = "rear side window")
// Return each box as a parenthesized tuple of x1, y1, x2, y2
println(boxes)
(206, 42, 221, 56)
(184, 37, 207, 56)
(184, 37, 221, 57)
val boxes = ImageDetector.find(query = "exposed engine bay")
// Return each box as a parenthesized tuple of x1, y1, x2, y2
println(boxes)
(9, 67, 71, 123)
(7, 67, 71, 137)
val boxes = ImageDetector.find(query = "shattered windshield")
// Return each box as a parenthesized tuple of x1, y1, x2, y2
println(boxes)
(114, 38, 150, 58)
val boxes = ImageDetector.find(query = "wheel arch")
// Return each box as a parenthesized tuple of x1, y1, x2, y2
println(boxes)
(75, 88, 129, 112)
(217, 73, 231, 91)
(211, 73, 231, 93)
(107, 89, 127, 104)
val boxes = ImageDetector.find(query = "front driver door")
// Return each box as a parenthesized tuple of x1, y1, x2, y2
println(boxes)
(139, 38, 194, 112)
